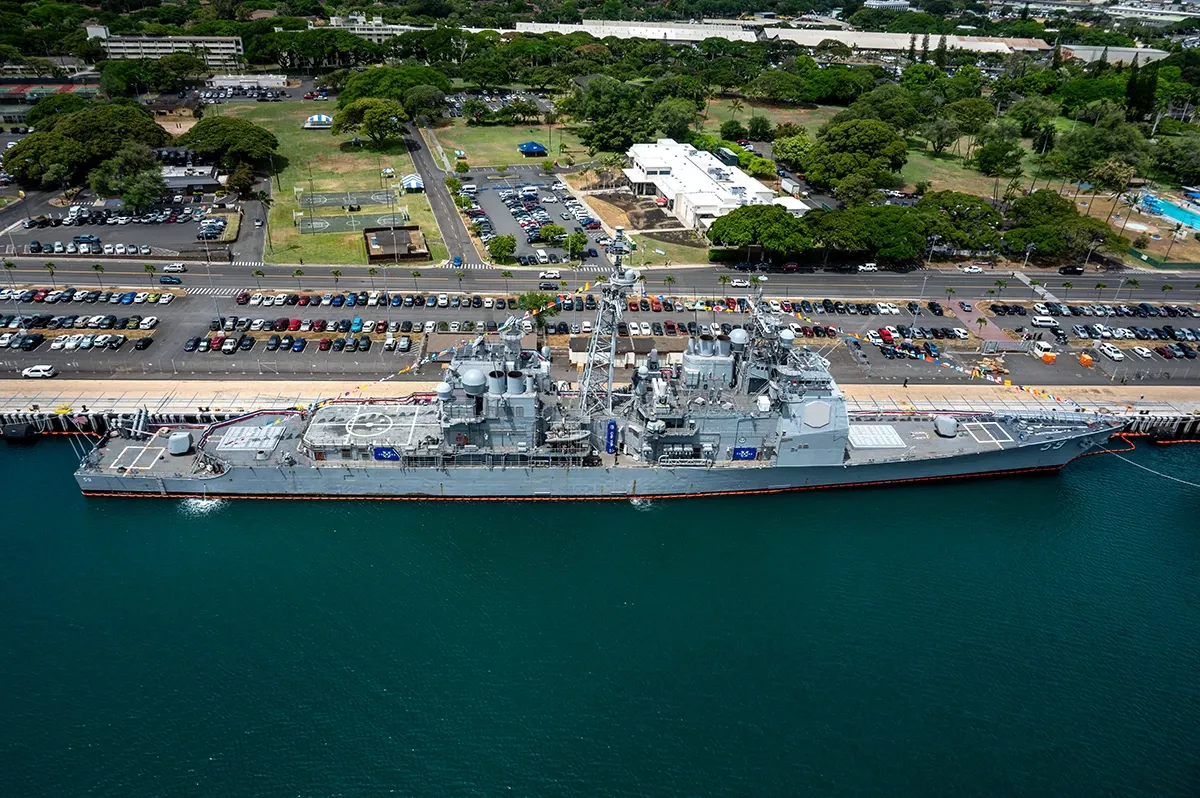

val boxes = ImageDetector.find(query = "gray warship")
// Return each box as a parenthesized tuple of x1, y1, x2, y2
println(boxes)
(74, 264, 1122, 500)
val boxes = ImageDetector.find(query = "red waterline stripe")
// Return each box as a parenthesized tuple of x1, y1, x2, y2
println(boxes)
(81, 463, 1068, 501)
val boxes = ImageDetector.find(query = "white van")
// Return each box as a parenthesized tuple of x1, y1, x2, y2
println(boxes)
(1031, 340, 1055, 358)
(1098, 342, 1124, 361)
(536, 251, 550, 265)
(461, 184, 477, 194)
(858, 262, 879, 272)
(1031, 316, 1058, 328)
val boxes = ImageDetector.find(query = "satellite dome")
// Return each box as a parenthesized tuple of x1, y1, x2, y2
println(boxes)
(729, 328, 751, 352)
(461, 368, 487, 396)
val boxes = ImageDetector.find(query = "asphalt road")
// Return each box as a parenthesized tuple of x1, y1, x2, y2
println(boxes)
(1, 256, 1196, 306)
(405, 123, 474, 263)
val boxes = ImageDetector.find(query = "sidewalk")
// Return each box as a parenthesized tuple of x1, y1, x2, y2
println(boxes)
(839, 383, 1200, 414)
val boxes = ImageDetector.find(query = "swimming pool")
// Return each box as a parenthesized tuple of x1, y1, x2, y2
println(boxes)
(1144, 193, 1200, 229)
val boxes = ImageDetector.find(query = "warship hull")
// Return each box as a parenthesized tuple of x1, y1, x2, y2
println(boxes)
(76, 425, 1114, 500)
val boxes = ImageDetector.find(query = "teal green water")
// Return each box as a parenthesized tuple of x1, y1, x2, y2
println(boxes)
(1, 441, 1199, 796)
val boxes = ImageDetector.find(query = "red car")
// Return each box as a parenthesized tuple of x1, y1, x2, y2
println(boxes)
(274, 317, 289, 331)
(781, 301, 793, 312)
(726, 297, 737, 310)
(313, 319, 327, 332)
(318, 338, 331, 351)
(664, 320, 677, 334)
(298, 295, 311, 306)
(824, 325, 838, 338)
(878, 327, 893, 344)
(650, 298, 662, 312)
(210, 335, 225, 350)
(781, 262, 799, 272)
(235, 292, 250, 305)
(303, 93, 314, 100)
(628, 299, 639, 312)
(288, 318, 301, 331)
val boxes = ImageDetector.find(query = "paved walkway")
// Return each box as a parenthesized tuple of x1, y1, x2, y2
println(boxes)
(2, 379, 1196, 417)
(404, 122, 474, 264)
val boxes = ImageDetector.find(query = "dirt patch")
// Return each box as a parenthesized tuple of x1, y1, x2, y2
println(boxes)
(597, 193, 675, 230)
(642, 229, 706, 248)
(156, 118, 199, 136)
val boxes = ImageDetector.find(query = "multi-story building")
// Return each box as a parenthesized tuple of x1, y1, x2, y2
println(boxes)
(312, 14, 425, 44)
(85, 26, 243, 70)
(623, 139, 774, 231)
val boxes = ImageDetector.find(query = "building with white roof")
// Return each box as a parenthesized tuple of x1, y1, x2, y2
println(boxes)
(624, 139, 774, 230)
(767, 28, 1050, 56)
(84, 25, 243, 69)
(515, 21, 759, 43)
(772, 196, 811, 217)
(312, 14, 426, 43)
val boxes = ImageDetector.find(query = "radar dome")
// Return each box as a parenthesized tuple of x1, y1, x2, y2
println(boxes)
(461, 368, 487, 396)
(729, 328, 751, 352)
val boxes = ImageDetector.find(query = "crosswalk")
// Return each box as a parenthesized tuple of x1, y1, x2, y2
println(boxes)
(441, 262, 611, 273)
(186, 286, 242, 297)
(231, 261, 264, 268)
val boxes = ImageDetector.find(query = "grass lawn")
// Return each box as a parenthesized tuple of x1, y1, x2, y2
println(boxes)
(626, 232, 710, 267)
(899, 133, 1049, 196)
(212, 102, 447, 265)
(700, 99, 840, 136)
(430, 118, 588, 167)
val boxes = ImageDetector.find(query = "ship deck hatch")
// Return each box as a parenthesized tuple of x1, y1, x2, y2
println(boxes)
(215, 424, 286, 453)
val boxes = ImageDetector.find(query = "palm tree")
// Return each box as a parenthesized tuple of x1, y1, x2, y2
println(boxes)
(252, 269, 265, 288)
(663, 274, 676, 292)
(144, 263, 156, 286)
(975, 317, 987, 335)
(253, 189, 275, 252)
(1162, 283, 1174, 297)
(749, 275, 761, 288)
(1164, 222, 1185, 261)
(717, 274, 731, 295)
(367, 267, 378, 290)
(1094, 281, 1107, 298)
(411, 269, 420, 291)
(729, 98, 744, 120)
(1029, 278, 1041, 298)
(330, 269, 342, 286)
(92, 263, 105, 288)
(993, 278, 1007, 296)
(1125, 277, 1139, 297)
(3, 259, 17, 290)
(455, 269, 465, 290)
(1060, 281, 1073, 300)
(944, 286, 955, 301)
(44, 262, 56, 288)
(501, 270, 513, 293)
(291, 268, 303, 289)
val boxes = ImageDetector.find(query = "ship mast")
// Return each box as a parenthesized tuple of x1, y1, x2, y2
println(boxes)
(578, 256, 639, 416)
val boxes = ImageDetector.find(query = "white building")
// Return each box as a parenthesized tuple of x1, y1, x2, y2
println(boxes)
(206, 74, 287, 89)
(85, 26, 243, 69)
(515, 20, 759, 43)
(623, 139, 774, 231)
(312, 14, 425, 44)
(772, 196, 811, 217)
(862, 0, 912, 9)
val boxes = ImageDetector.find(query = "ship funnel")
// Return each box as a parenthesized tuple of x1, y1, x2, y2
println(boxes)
(686, 337, 695, 355)
(699, 334, 715, 356)
(525, 374, 537, 394)
(647, 348, 659, 370)
(435, 381, 453, 402)
(716, 335, 731, 356)
(461, 368, 487, 397)
(506, 370, 524, 395)
(729, 328, 750, 352)
(487, 370, 505, 395)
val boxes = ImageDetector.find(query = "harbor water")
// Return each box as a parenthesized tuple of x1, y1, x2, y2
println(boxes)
(1, 440, 1198, 796)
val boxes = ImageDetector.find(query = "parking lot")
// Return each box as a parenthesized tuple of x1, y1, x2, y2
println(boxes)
(2, 195, 266, 262)
(468, 177, 609, 265)
(445, 90, 554, 119)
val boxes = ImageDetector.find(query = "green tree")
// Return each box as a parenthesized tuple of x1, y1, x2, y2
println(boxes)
(25, 94, 89, 130)
(410, 269, 421, 291)
(338, 66, 452, 106)
(1006, 96, 1060, 137)
(653, 97, 700, 140)
(252, 269, 265, 288)
(500, 270, 513, 293)
(43, 262, 56, 288)
(227, 163, 255, 197)
(719, 119, 748, 142)
(924, 118, 960, 155)
(972, 119, 1025, 176)
(368, 267, 378, 290)
(772, 132, 810, 166)
(330, 269, 342, 286)
(747, 115, 773, 141)
(517, 291, 559, 329)
(444, 176, 462, 193)
(539, 223, 566, 243)
(1061, 281, 1073, 299)
(454, 161, 471, 174)
(487, 234, 516, 263)
(179, 116, 279, 166)
(564, 232, 589, 260)
(92, 263, 105, 288)
(402, 84, 446, 123)
(332, 98, 408, 146)
(291, 269, 303, 289)
(717, 274, 731, 295)
(833, 173, 877, 208)
(143, 263, 156, 286)
(803, 119, 908, 188)
(3, 260, 16, 289)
